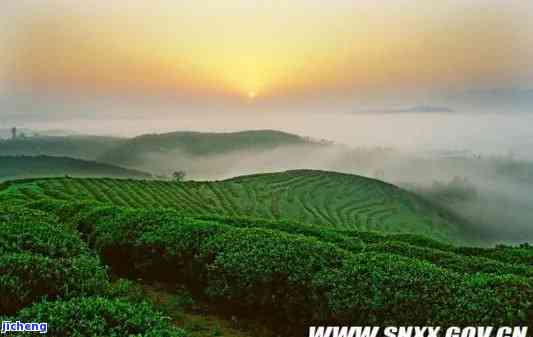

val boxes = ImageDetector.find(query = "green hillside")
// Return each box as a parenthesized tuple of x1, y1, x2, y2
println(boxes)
(0, 130, 323, 177)
(1, 170, 461, 240)
(0, 156, 151, 181)
(1, 189, 532, 335)
(0, 135, 125, 160)
(97, 130, 318, 167)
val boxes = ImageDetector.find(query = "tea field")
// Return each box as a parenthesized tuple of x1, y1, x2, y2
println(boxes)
(1, 170, 532, 335)
(1, 170, 462, 241)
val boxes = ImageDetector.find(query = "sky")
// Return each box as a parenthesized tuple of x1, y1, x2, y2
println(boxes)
(1, 1, 533, 147)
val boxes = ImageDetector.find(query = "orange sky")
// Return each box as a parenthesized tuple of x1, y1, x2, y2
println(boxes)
(3, 1, 533, 103)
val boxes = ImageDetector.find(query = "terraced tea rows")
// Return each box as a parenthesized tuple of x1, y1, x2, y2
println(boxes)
(3, 170, 461, 240)
(2, 178, 532, 333)
(13, 198, 533, 330)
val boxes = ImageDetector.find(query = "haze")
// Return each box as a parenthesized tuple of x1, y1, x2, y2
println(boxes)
(1, 1, 533, 157)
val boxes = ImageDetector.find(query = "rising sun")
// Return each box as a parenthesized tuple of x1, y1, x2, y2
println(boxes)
(248, 91, 257, 100)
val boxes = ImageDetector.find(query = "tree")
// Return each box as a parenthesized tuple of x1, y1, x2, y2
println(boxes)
(172, 170, 186, 182)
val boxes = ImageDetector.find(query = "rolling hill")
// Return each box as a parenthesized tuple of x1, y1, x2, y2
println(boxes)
(0, 130, 326, 178)
(0, 135, 126, 160)
(1, 169, 532, 334)
(0, 155, 151, 181)
(97, 129, 320, 168)
(1, 169, 461, 240)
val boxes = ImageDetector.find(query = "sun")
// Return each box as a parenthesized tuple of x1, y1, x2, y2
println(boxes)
(247, 91, 257, 100)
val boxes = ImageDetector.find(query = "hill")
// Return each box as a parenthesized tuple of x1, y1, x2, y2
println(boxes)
(1, 178, 532, 334)
(0, 135, 126, 160)
(97, 130, 319, 168)
(0, 128, 79, 139)
(1, 170, 461, 240)
(0, 155, 151, 181)
(0, 130, 326, 178)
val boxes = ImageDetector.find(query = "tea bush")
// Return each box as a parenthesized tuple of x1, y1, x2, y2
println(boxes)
(7, 297, 187, 337)
(77, 206, 533, 327)
(0, 253, 107, 314)
(21, 199, 533, 327)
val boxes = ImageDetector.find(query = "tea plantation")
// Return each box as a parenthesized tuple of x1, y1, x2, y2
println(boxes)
(0, 170, 462, 241)
(1, 170, 532, 335)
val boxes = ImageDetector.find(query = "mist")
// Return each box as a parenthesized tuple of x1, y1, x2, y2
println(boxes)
(2, 0, 533, 244)
(116, 129, 533, 244)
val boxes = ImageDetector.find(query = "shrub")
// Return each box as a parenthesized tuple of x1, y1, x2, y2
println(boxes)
(106, 279, 147, 303)
(201, 228, 350, 324)
(0, 204, 58, 225)
(319, 253, 533, 326)
(455, 245, 533, 267)
(0, 203, 109, 315)
(0, 253, 108, 314)
(22, 202, 533, 327)
(195, 214, 365, 253)
(8, 297, 187, 337)
(366, 241, 533, 278)
(0, 220, 88, 258)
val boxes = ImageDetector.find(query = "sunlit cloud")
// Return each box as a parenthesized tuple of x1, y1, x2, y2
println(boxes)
(1, 0, 531, 112)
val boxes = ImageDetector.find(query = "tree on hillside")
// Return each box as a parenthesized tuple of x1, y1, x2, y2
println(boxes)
(172, 170, 186, 182)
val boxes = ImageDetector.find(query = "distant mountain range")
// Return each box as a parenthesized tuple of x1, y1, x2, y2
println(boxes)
(0, 128, 80, 139)
(0, 130, 323, 176)
(97, 129, 318, 167)
(0, 155, 150, 181)
(0, 134, 127, 160)
(361, 105, 455, 114)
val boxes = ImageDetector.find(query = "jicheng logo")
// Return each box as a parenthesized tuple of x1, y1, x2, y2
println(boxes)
(309, 326, 529, 337)
(1, 321, 48, 334)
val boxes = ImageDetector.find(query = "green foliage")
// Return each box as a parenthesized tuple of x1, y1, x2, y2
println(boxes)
(201, 228, 349, 324)
(7, 297, 187, 337)
(44, 203, 532, 327)
(156, 286, 195, 318)
(319, 253, 533, 326)
(106, 279, 147, 304)
(455, 245, 533, 266)
(0, 220, 88, 258)
(0, 204, 58, 225)
(2, 173, 533, 329)
(3, 170, 462, 240)
(0, 253, 108, 314)
(195, 215, 365, 253)
(0, 155, 149, 181)
(0, 204, 109, 315)
(366, 241, 533, 278)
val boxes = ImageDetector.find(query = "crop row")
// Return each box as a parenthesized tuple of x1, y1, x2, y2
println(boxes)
(0, 203, 188, 336)
(29, 199, 533, 330)
(8, 174, 459, 241)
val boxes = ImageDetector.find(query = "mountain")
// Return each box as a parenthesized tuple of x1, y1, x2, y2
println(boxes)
(97, 129, 321, 171)
(363, 105, 455, 114)
(0, 135, 126, 160)
(0, 155, 150, 181)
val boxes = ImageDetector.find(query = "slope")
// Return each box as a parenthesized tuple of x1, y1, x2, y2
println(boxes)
(97, 130, 320, 168)
(0, 155, 151, 181)
(0, 135, 126, 160)
(1, 169, 461, 240)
